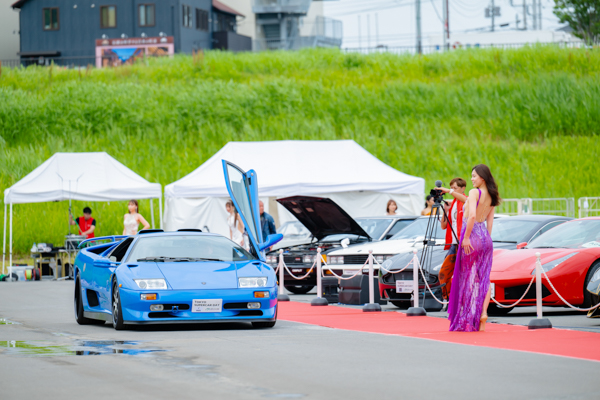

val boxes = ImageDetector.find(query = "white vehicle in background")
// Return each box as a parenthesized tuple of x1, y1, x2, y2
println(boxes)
(327, 216, 446, 272)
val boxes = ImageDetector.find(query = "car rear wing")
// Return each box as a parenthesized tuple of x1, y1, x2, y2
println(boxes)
(77, 235, 129, 249)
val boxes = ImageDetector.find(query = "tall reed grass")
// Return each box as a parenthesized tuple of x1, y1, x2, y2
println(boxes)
(0, 46, 598, 253)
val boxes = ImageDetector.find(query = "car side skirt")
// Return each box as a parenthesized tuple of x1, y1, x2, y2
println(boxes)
(84, 311, 112, 321)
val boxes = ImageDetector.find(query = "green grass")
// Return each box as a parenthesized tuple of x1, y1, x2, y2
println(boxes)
(0, 46, 599, 254)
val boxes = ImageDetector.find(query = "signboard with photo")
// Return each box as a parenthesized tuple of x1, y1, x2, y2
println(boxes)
(94, 36, 174, 68)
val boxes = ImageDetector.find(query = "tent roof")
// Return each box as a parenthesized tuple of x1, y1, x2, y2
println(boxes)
(165, 140, 424, 198)
(4, 152, 162, 204)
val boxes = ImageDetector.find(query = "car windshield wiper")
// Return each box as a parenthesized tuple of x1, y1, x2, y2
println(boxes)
(172, 257, 223, 262)
(136, 256, 173, 262)
(492, 241, 518, 243)
(530, 246, 557, 248)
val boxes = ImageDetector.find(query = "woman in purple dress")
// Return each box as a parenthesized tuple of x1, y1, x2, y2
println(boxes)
(448, 164, 501, 332)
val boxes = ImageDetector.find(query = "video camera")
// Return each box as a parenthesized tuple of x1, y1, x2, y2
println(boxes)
(429, 180, 446, 205)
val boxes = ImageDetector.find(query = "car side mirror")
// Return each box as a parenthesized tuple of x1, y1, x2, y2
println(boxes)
(109, 256, 117, 262)
(93, 259, 112, 268)
(516, 242, 527, 249)
(259, 234, 283, 252)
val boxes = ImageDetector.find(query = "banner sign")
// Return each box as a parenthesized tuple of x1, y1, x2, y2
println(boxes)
(94, 36, 174, 68)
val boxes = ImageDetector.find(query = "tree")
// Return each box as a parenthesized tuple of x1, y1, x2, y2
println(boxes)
(554, 0, 600, 45)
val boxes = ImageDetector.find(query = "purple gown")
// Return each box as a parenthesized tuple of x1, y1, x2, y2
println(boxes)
(448, 189, 493, 332)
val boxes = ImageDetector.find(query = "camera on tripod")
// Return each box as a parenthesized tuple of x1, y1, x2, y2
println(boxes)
(429, 180, 446, 205)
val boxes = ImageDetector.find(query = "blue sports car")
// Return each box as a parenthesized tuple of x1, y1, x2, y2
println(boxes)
(73, 161, 282, 330)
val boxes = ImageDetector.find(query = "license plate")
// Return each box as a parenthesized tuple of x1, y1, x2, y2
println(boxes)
(192, 299, 223, 313)
(396, 280, 413, 293)
(490, 283, 495, 298)
(343, 269, 359, 275)
(292, 269, 303, 273)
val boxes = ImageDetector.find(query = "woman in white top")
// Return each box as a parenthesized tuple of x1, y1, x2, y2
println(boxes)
(386, 199, 398, 215)
(226, 200, 244, 247)
(123, 199, 150, 236)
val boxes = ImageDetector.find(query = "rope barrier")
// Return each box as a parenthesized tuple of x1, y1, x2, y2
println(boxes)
(376, 256, 413, 274)
(541, 267, 600, 312)
(490, 274, 536, 309)
(413, 256, 448, 305)
(282, 258, 317, 280)
(321, 256, 367, 280)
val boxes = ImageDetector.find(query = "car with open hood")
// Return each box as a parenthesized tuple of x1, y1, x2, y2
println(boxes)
(265, 196, 418, 294)
(72, 161, 282, 330)
(378, 215, 572, 309)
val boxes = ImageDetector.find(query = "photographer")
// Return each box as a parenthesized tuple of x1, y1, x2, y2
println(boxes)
(436, 178, 467, 303)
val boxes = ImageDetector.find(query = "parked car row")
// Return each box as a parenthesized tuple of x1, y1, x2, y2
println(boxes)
(268, 195, 600, 317)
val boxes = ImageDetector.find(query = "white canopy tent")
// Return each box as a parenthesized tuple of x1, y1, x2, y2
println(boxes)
(164, 140, 425, 237)
(2, 152, 163, 276)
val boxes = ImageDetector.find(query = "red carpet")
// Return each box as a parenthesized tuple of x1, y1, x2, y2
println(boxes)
(278, 302, 600, 362)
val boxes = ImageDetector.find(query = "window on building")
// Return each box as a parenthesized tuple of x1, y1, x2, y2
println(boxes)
(195, 9, 209, 31)
(182, 5, 192, 28)
(100, 5, 117, 28)
(43, 8, 59, 31)
(215, 13, 236, 32)
(139, 4, 155, 27)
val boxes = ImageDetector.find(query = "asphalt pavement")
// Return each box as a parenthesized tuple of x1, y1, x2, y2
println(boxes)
(1, 281, 599, 400)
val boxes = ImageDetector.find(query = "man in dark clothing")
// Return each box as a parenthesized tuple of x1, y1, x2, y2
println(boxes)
(259, 201, 277, 245)
(69, 206, 96, 239)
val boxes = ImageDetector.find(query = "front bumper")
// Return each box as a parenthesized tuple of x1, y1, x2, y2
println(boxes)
(119, 287, 278, 324)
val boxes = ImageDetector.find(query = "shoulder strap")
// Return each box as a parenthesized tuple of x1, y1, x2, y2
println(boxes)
(476, 188, 481, 207)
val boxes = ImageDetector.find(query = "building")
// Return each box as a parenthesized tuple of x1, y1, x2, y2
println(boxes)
(0, 0, 20, 61)
(11, 0, 251, 66)
(219, 0, 342, 50)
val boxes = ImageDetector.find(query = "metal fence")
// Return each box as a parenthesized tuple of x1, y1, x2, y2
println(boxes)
(495, 197, 577, 218)
(0, 54, 172, 69)
(343, 41, 587, 55)
(495, 199, 524, 216)
(578, 197, 600, 218)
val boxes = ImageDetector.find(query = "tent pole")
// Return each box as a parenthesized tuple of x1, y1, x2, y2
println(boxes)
(9, 203, 13, 282)
(2, 203, 6, 275)
(158, 196, 163, 229)
(150, 199, 155, 229)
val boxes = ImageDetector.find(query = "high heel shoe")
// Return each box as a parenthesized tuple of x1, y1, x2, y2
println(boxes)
(479, 315, 488, 332)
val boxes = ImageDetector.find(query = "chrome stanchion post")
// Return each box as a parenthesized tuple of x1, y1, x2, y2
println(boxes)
(277, 249, 290, 302)
(528, 252, 552, 329)
(363, 250, 382, 312)
(311, 248, 328, 306)
(407, 249, 426, 316)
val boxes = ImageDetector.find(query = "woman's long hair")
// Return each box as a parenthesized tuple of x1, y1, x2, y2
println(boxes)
(424, 195, 433, 209)
(226, 200, 237, 217)
(472, 164, 502, 207)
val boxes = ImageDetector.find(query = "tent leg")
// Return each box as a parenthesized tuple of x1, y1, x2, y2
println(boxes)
(9, 203, 12, 282)
(150, 199, 155, 229)
(2, 203, 6, 275)
(158, 196, 163, 229)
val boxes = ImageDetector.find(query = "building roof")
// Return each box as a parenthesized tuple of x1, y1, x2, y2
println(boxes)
(11, 0, 27, 8)
(212, 0, 245, 17)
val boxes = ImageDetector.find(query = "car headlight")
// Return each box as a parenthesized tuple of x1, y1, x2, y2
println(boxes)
(238, 277, 268, 288)
(531, 253, 578, 275)
(375, 255, 384, 263)
(329, 256, 343, 264)
(265, 255, 277, 264)
(134, 279, 167, 290)
(303, 255, 315, 264)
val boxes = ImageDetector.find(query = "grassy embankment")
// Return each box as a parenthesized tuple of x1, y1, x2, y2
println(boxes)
(0, 46, 599, 254)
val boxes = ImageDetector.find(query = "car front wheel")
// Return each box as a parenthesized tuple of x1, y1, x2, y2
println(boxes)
(583, 261, 600, 308)
(284, 285, 314, 294)
(74, 278, 104, 325)
(112, 281, 125, 330)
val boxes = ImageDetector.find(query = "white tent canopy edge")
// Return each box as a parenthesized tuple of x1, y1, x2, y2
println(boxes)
(2, 152, 163, 278)
(164, 140, 425, 237)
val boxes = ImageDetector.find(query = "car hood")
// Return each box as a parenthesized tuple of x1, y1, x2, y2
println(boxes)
(492, 248, 579, 273)
(277, 196, 370, 241)
(328, 237, 439, 256)
(156, 261, 241, 290)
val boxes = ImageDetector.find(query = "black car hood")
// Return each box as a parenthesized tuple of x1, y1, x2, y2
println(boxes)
(277, 196, 371, 241)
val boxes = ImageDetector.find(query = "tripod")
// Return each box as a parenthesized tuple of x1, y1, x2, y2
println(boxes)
(418, 195, 460, 304)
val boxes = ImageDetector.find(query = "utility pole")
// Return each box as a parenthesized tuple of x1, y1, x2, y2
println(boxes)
(375, 13, 379, 47)
(416, 0, 422, 54)
(367, 14, 371, 49)
(539, 0, 542, 30)
(443, 0, 449, 50)
(532, 0, 537, 30)
(358, 15, 362, 49)
(491, 0, 495, 31)
(523, 0, 527, 30)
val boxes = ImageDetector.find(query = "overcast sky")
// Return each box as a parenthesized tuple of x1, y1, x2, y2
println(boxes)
(323, 0, 566, 48)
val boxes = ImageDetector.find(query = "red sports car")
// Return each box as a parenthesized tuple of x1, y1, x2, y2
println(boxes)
(489, 217, 600, 315)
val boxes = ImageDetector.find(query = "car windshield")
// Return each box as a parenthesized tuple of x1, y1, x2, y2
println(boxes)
(390, 218, 445, 240)
(528, 220, 600, 249)
(356, 218, 392, 240)
(491, 219, 540, 243)
(127, 235, 257, 262)
(277, 221, 311, 239)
